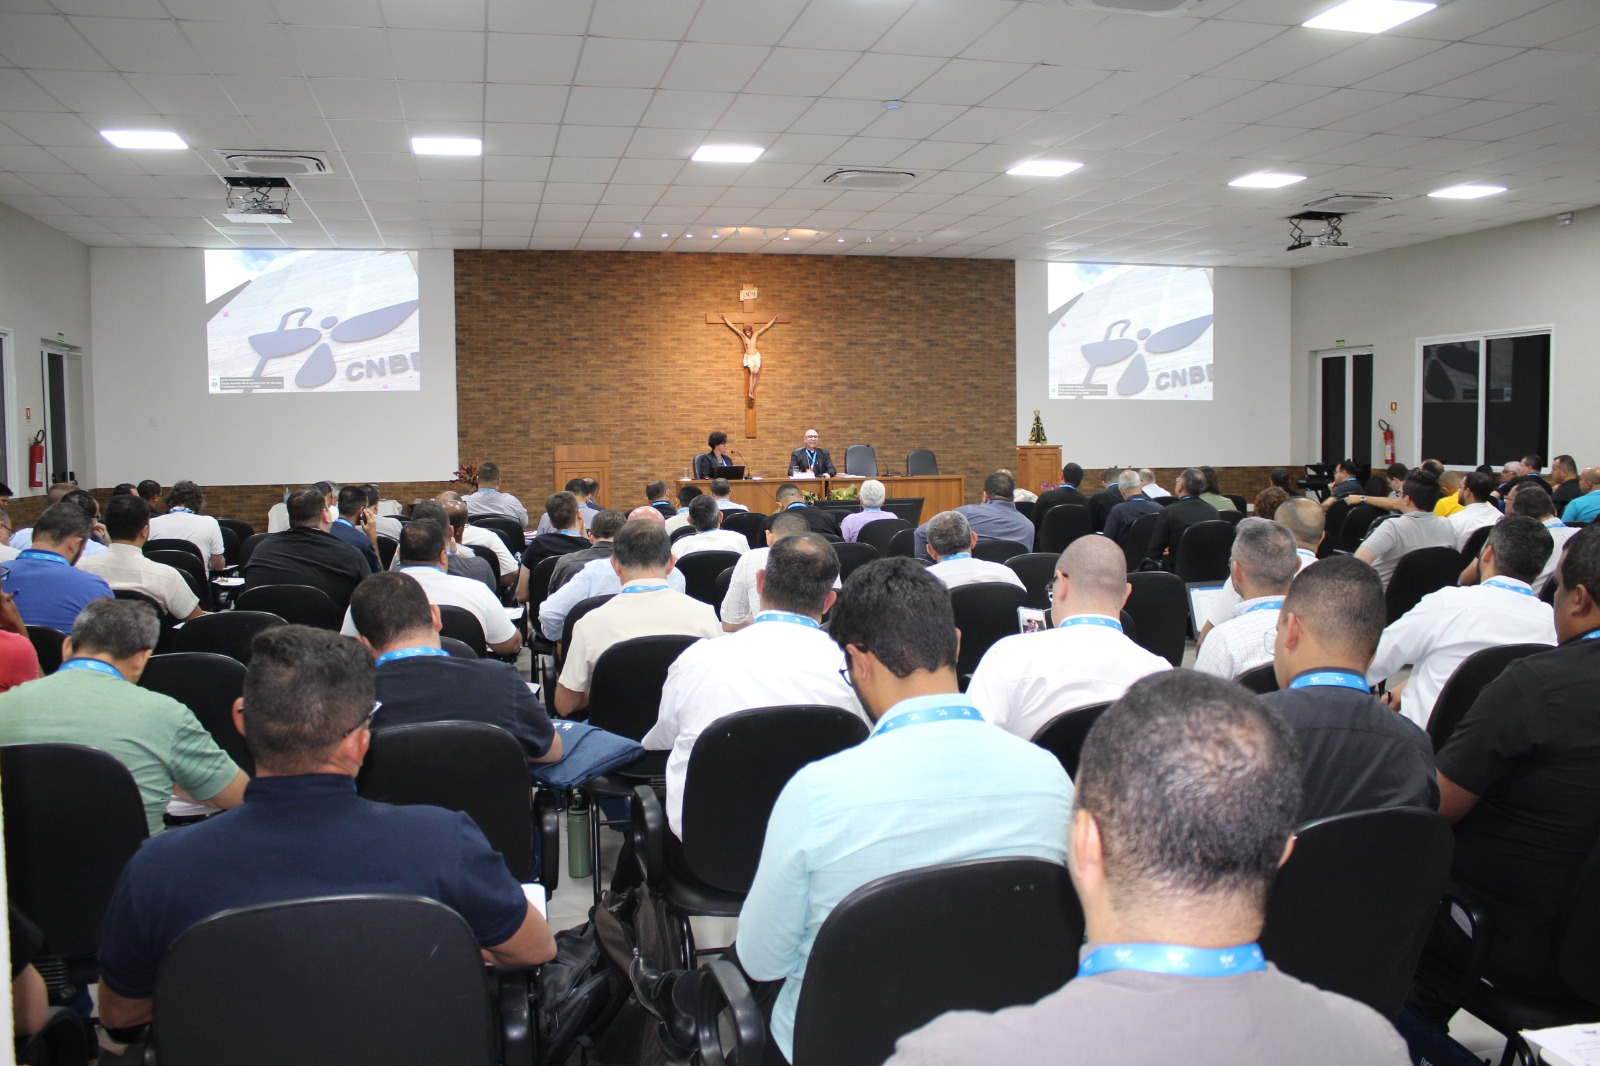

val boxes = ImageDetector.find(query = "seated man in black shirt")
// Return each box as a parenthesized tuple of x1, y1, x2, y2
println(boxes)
(1261, 554, 1437, 823)
(1417, 527, 1600, 1012)
(1146, 467, 1219, 569)
(328, 485, 381, 572)
(523, 491, 591, 569)
(350, 572, 561, 764)
(242, 485, 370, 614)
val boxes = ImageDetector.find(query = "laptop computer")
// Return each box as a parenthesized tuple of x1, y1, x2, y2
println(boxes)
(712, 465, 746, 480)
(1185, 581, 1230, 635)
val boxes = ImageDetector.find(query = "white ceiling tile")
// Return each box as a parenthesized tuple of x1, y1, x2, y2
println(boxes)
(572, 37, 676, 89)
(177, 22, 303, 77)
(553, 123, 632, 156)
(1125, 18, 1285, 77)
(486, 0, 591, 35)
(541, 180, 606, 202)
(1058, 115, 1183, 152)
(927, 106, 1033, 144)
(904, 59, 1029, 106)
(0, 70, 67, 113)
(29, 70, 150, 114)
(686, 0, 808, 46)
(1428, 47, 1594, 101)
(272, 0, 384, 27)
(743, 47, 856, 96)
(608, 157, 680, 183)
(788, 97, 880, 136)
(832, 135, 917, 166)
(160, 113, 256, 145)
(828, 52, 943, 100)
(1121, 76, 1262, 121)
(660, 42, 768, 92)
(0, 110, 100, 147)
(416, 178, 480, 200)
(380, 0, 486, 31)
(982, 66, 1114, 112)
(284, 25, 394, 79)
(482, 154, 550, 180)
(1053, 69, 1191, 116)
(398, 81, 483, 122)
(872, 0, 1012, 59)
(1353, 41, 1525, 94)
(536, 201, 594, 221)
(487, 33, 583, 85)
(43, 144, 146, 173)
(480, 179, 540, 202)
(312, 79, 405, 121)
(856, 101, 967, 139)
(1301, 131, 1426, 164)
(1468, 0, 1600, 47)
(17, 172, 100, 197)
(244, 116, 338, 148)
(1123, 118, 1247, 155)
(388, 29, 486, 83)
(342, 154, 416, 180)
(86, 172, 169, 197)
(1280, 33, 1448, 88)
(625, 126, 703, 158)
(547, 155, 616, 182)
(71, 16, 208, 74)
(1263, 87, 1405, 130)
(962, 5, 1104, 64)
(1386, 100, 1537, 139)
(640, 90, 734, 129)
(716, 93, 812, 133)
(485, 84, 567, 124)
(589, 0, 698, 41)
(763, 132, 849, 163)
(327, 118, 409, 152)
(0, 13, 109, 70)
(599, 183, 665, 204)
(557, 85, 649, 125)
(1320, 93, 1464, 134)
(781, 0, 914, 50)
(483, 122, 558, 155)
(217, 77, 321, 119)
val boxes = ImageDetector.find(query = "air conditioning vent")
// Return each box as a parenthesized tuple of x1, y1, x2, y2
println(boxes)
(1301, 193, 1394, 213)
(1061, 0, 1202, 14)
(222, 152, 332, 177)
(821, 168, 917, 190)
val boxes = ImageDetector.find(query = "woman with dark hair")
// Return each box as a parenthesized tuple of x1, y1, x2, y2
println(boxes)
(1268, 468, 1301, 497)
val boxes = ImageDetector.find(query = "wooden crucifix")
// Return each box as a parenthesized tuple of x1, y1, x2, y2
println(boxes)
(705, 283, 789, 438)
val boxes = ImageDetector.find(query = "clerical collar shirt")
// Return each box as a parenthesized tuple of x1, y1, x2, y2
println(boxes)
(1194, 595, 1282, 681)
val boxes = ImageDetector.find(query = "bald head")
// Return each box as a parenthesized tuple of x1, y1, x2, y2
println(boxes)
(628, 504, 666, 524)
(434, 490, 463, 505)
(1055, 534, 1130, 618)
(1275, 498, 1324, 552)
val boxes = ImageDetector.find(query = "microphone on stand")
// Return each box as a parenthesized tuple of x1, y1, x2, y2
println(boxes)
(731, 449, 748, 479)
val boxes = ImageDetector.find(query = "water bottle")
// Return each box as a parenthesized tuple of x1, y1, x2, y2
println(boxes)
(566, 791, 593, 880)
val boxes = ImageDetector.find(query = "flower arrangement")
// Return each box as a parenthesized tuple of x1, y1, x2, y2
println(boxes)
(827, 484, 860, 501)
(451, 462, 478, 490)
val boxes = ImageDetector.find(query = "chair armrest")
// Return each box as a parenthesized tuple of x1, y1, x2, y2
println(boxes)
(630, 784, 665, 889)
(493, 968, 534, 1066)
(533, 787, 562, 894)
(694, 958, 766, 1066)
(1435, 880, 1495, 1003)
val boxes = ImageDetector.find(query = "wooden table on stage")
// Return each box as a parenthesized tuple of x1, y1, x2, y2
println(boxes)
(684, 475, 965, 521)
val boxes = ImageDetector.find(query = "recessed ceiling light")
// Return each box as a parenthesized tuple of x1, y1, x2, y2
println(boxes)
(411, 136, 481, 156)
(1303, 0, 1435, 34)
(1429, 184, 1507, 200)
(1006, 160, 1083, 178)
(691, 144, 764, 163)
(660, 232, 669, 238)
(632, 230, 642, 238)
(101, 129, 187, 150)
(1229, 171, 1307, 189)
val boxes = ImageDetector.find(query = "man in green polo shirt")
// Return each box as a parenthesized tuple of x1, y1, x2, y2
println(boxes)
(0, 599, 246, 834)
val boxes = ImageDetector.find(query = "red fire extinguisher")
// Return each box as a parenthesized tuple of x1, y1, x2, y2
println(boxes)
(28, 431, 45, 488)
(1379, 419, 1396, 466)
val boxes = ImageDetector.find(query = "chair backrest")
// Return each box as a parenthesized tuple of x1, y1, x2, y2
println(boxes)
(173, 610, 287, 664)
(238, 531, 272, 568)
(376, 533, 399, 570)
(1123, 571, 1187, 666)
(1458, 522, 1493, 568)
(217, 526, 240, 569)
(145, 538, 205, 566)
(215, 517, 254, 545)
(712, 566, 735, 618)
(1235, 661, 1280, 694)
(1174, 520, 1235, 584)
(586, 634, 698, 741)
(1037, 504, 1095, 555)
(949, 582, 1028, 685)
(721, 510, 769, 550)
(970, 538, 1027, 564)
(843, 444, 878, 477)
(151, 895, 497, 1066)
(1385, 546, 1462, 623)
(676, 550, 741, 605)
(1, 743, 148, 959)
(791, 858, 1084, 1066)
(905, 449, 938, 476)
(1425, 642, 1548, 751)
(1337, 503, 1385, 554)
(436, 605, 488, 657)
(1014, 500, 1035, 521)
(1005, 552, 1058, 610)
(1320, 499, 1352, 557)
(886, 527, 916, 558)
(1030, 703, 1112, 779)
(25, 625, 66, 675)
(831, 541, 879, 581)
(669, 524, 697, 545)
(1119, 511, 1161, 573)
(147, 549, 210, 608)
(680, 706, 869, 893)
(1260, 806, 1452, 1018)
(357, 721, 533, 881)
(524, 554, 564, 615)
(439, 635, 479, 659)
(881, 498, 925, 525)
(559, 594, 614, 663)
(1215, 509, 1244, 528)
(235, 583, 343, 631)
(857, 518, 912, 555)
(139, 651, 253, 775)
(463, 542, 500, 581)
(1224, 493, 1248, 513)
(469, 515, 525, 562)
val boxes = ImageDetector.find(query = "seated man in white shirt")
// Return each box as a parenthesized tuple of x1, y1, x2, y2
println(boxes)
(671, 495, 750, 560)
(1198, 497, 1323, 644)
(646, 532, 865, 837)
(437, 490, 518, 587)
(1369, 516, 1557, 729)
(1448, 471, 1503, 550)
(537, 507, 687, 642)
(1460, 485, 1575, 594)
(552, 519, 721, 717)
(343, 516, 521, 657)
(718, 512, 844, 633)
(923, 510, 1024, 592)
(147, 480, 226, 572)
(78, 495, 204, 621)
(1195, 518, 1298, 681)
(967, 535, 1169, 740)
(1138, 468, 1171, 499)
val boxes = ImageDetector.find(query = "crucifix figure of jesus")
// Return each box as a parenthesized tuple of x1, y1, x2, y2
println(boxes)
(705, 283, 789, 437)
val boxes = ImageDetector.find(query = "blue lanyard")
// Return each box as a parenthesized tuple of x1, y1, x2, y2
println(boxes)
(1059, 615, 1123, 633)
(941, 552, 972, 561)
(17, 549, 69, 567)
(752, 611, 821, 629)
(620, 581, 667, 594)
(332, 517, 354, 529)
(805, 449, 818, 467)
(59, 658, 123, 680)
(785, 502, 807, 511)
(1297, 549, 1317, 563)
(1483, 579, 1535, 597)
(1288, 670, 1369, 693)
(375, 646, 452, 667)
(874, 703, 984, 737)
(1583, 630, 1600, 642)
(1240, 598, 1284, 615)
(1079, 942, 1266, 979)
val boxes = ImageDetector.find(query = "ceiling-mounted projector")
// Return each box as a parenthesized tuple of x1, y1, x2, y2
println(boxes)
(1287, 211, 1348, 252)
(223, 175, 292, 223)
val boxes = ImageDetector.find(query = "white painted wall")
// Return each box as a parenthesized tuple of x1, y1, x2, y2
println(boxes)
(1015, 262, 1293, 467)
(89, 248, 459, 487)
(1290, 207, 1599, 468)
(0, 203, 91, 494)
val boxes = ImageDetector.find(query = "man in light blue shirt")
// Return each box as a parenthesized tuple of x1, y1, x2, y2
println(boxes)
(912, 470, 1034, 558)
(1560, 466, 1600, 524)
(538, 508, 686, 641)
(733, 557, 1072, 1064)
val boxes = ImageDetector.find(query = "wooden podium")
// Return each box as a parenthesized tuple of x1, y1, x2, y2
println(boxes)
(553, 445, 610, 506)
(1015, 445, 1062, 495)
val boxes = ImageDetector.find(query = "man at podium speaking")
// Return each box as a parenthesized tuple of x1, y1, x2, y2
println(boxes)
(788, 428, 836, 477)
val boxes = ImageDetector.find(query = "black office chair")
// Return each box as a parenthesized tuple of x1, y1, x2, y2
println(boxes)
(437, 604, 489, 657)
(215, 517, 254, 553)
(1224, 493, 1248, 513)
(631, 705, 868, 962)
(1, 744, 147, 1001)
(1037, 504, 1094, 555)
(139, 651, 253, 775)
(1014, 500, 1034, 521)
(173, 610, 287, 664)
(147, 549, 211, 610)
(144, 537, 205, 567)
(469, 515, 525, 562)
(1337, 503, 1386, 554)
(1030, 702, 1112, 779)
(710, 859, 1085, 1066)
(217, 527, 240, 571)
(1458, 523, 1493, 568)
(1319, 499, 1351, 557)
(1385, 546, 1462, 623)
(831, 541, 879, 580)
(15, 1002, 92, 1066)
(376, 533, 399, 570)
(905, 449, 938, 476)
(669, 525, 697, 545)
(721, 511, 768, 551)
(1235, 661, 1280, 694)
(25, 626, 65, 675)
(1118, 511, 1160, 573)
(1005, 552, 1057, 609)
(112, 588, 176, 653)
(464, 542, 501, 585)
(147, 895, 530, 1066)
(677, 550, 741, 606)
(1215, 509, 1244, 528)
(886, 527, 916, 558)
(950, 582, 1027, 689)
(439, 635, 478, 659)
(843, 444, 878, 477)
(236, 583, 343, 630)
(707, 567, 734, 620)
(882, 498, 925, 525)
(238, 531, 272, 569)
(1425, 642, 1549, 752)
(971, 538, 1027, 564)
(558, 594, 614, 667)
(1123, 571, 1187, 666)
(1260, 806, 1453, 1019)
(1174, 520, 1234, 584)
(857, 518, 912, 556)
(359, 720, 559, 892)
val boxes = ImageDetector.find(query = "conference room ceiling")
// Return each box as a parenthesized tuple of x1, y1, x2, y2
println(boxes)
(1, 0, 1599, 266)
